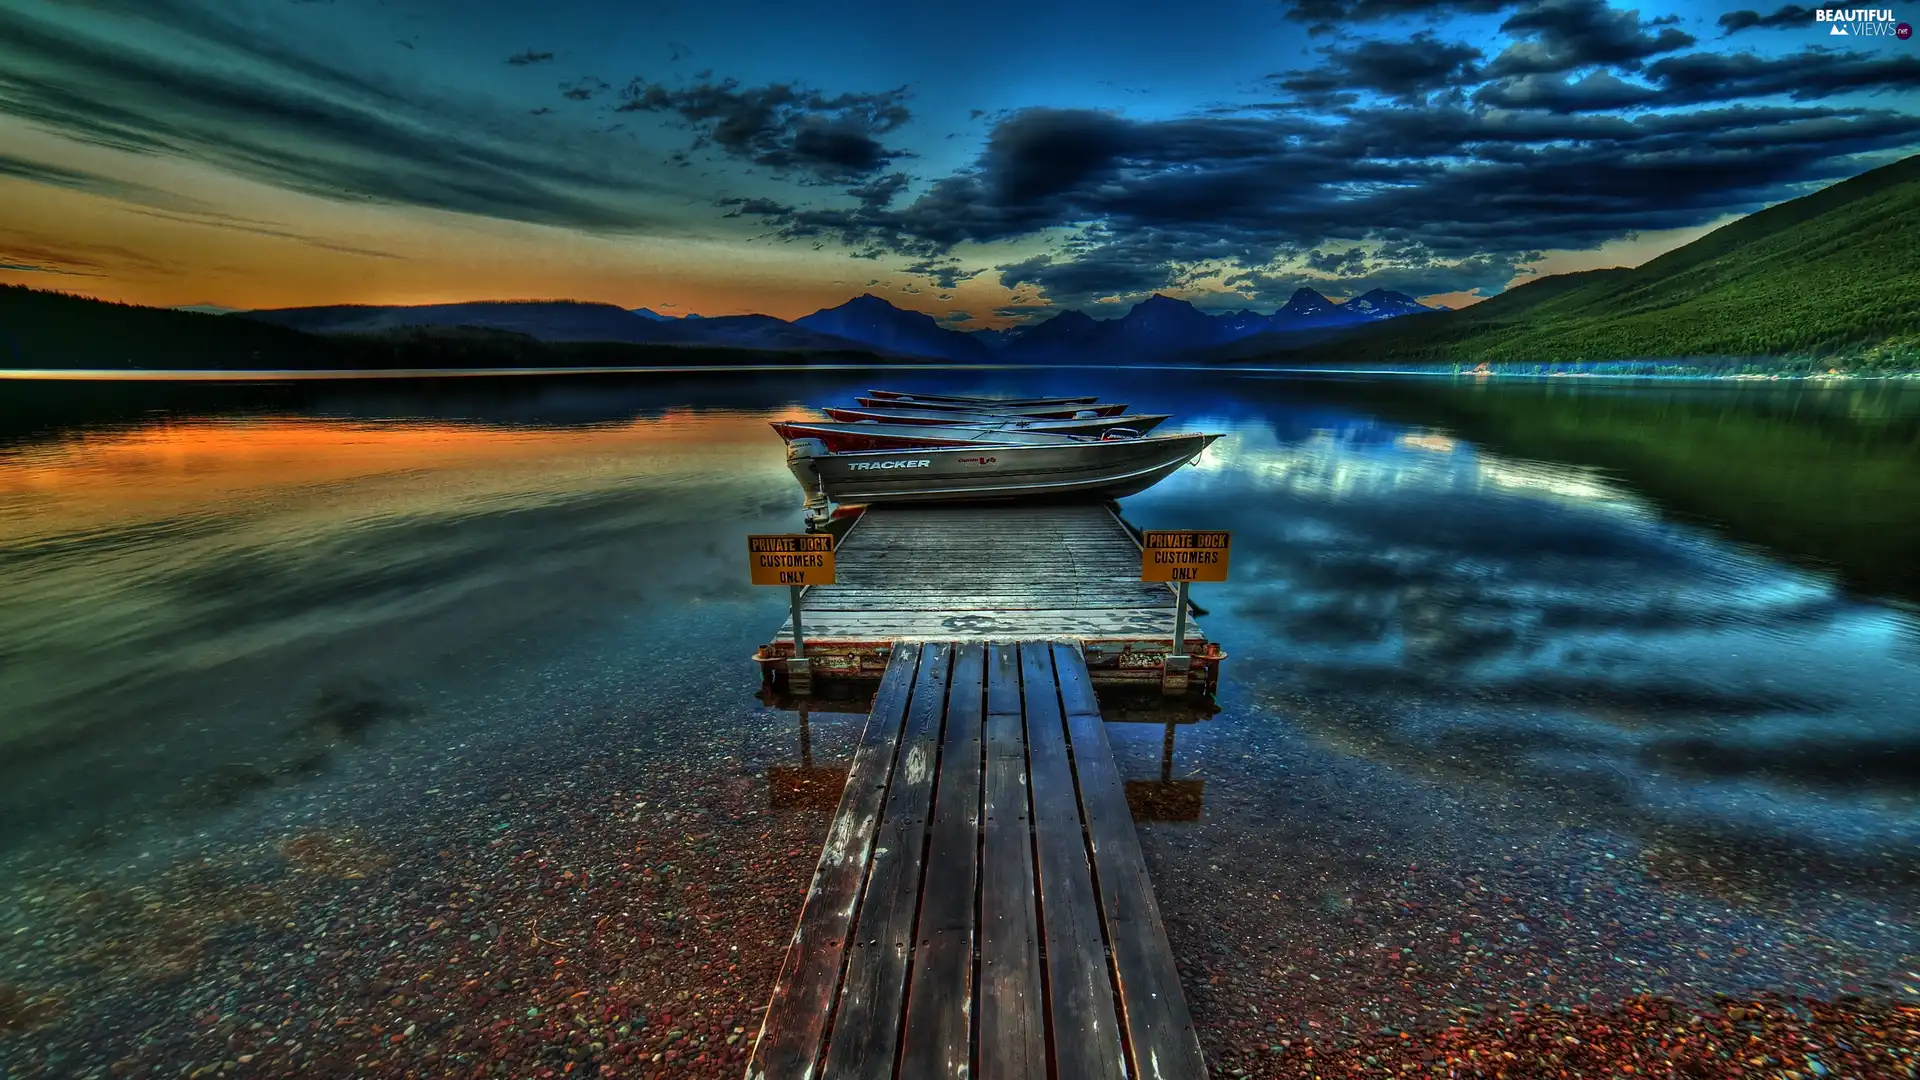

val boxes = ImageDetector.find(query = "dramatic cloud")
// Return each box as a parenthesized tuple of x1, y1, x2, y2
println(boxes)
(1282, 0, 1517, 34)
(0, 260, 88, 276)
(0, 151, 158, 203)
(0, 228, 180, 278)
(559, 77, 609, 101)
(0, 1, 698, 232)
(1647, 49, 1920, 102)
(1716, 4, 1838, 33)
(848, 172, 911, 208)
(1304, 246, 1371, 275)
(1474, 47, 1920, 111)
(901, 257, 984, 290)
(1277, 32, 1485, 105)
(1471, 70, 1658, 111)
(1226, 250, 1540, 305)
(996, 250, 1180, 304)
(8, 0, 1919, 317)
(1485, 0, 1696, 76)
(728, 94, 1920, 308)
(613, 76, 911, 182)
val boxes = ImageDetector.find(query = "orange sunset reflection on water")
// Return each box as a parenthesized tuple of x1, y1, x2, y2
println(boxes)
(0, 407, 814, 537)
(0, 404, 815, 750)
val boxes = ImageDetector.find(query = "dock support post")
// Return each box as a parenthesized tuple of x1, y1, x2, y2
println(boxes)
(788, 584, 812, 695)
(1163, 579, 1191, 695)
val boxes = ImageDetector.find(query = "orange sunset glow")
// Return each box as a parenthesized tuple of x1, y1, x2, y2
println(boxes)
(0, 407, 816, 535)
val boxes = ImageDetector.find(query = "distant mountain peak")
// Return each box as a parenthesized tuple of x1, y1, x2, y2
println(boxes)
(1041, 308, 1098, 328)
(1343, 289, 1431, 319)
(794, 292, 989, 362)
(1277, 287, 1338, 319)
(1134, 292, 1191, 308)
(1353, 287, 1420, 304)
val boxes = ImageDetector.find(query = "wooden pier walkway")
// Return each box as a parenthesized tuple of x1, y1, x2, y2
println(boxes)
(746, 639, 1207, 1080)
(754, 504, 1224, 690)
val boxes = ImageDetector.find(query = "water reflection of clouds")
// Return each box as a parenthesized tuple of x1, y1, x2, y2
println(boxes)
(1198, 417, 1641, 515)
(1145, 407, 1920, 888)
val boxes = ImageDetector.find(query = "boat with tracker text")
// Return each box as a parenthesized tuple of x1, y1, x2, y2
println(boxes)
(784, 432, 1220, 529)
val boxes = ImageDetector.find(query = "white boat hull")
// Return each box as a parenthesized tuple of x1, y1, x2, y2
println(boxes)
(785, 433, 1219, 523)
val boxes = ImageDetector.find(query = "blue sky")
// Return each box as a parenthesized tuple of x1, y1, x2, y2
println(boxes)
(1, 0, 1917, 320)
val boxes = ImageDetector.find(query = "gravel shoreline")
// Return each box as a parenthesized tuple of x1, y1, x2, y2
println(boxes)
(4, 691, 1917, 1080)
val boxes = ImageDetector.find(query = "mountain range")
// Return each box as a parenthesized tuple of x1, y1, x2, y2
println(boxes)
(239, 287, 1435, 365)
(6, 154, 1915, 373)
(244, 301, 877, 354)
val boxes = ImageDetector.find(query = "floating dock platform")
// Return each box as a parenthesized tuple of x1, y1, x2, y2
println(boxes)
(753, 504, 1224, 692)
(746, 641, 1208, 1080)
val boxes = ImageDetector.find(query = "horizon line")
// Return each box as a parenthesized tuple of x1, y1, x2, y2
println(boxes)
(182, 284, 1463, 325)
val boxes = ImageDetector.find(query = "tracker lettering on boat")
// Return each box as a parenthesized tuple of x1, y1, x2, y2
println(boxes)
(774, 390, 1222, 531)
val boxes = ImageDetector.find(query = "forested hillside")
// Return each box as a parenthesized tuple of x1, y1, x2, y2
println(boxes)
(1258, 154, 1920, 370)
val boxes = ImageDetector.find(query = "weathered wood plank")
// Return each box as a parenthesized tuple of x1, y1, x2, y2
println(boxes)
(801, 600, 1177, 614)
(821, 642, 953, 1078)
(819, 577, 1165, 584)
(831, 569, 1136, 578)
(785, 610, 1190, 622)
(807, 584, 1172, 597)
(754, 616, 1210, 1078)
(746, 642, 923, 1080)
(823, 587, 1167, 597)
(1055, 642, 1209, 1080)
(979, 643, 1045, 1080)
(806, 572, 1159, 588)
(771, 504, 1207, 657)
(899, 643, 987, 1079)
(1021, 641, 1127, 1080)
(779, 610, 1205, 640)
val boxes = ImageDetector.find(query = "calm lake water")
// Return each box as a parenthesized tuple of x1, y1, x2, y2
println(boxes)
(2, 370, 1918, 1077)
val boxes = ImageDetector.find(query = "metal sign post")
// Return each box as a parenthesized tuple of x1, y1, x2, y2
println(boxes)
(749, 533, 837, 695)
(790, 584, 807, 661)
(1171, 578, 1190, 671)
(1139, 530, 1231, 695)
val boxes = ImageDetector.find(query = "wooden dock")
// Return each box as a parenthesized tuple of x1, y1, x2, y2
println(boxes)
(753, 504, 1225, 690)
(746, 640, 1207, 1080)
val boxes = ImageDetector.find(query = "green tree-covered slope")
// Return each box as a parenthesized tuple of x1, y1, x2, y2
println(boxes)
(1265, 154, 1920, 368)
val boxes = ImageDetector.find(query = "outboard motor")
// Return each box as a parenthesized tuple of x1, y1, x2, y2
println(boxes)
(785, 438, 833, 532)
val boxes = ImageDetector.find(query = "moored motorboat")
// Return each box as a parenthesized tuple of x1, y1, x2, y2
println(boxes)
(851, 397, 1128, 418)
(784, 432, 1221, 528)
(866, 390, 1101, 406)
(819, 406, 1168, 436)
(769, 420, 1150, 453)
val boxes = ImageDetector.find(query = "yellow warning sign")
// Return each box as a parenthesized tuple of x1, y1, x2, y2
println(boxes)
(748, 533, 836, 586)
(1140, 530, 1231, 583)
